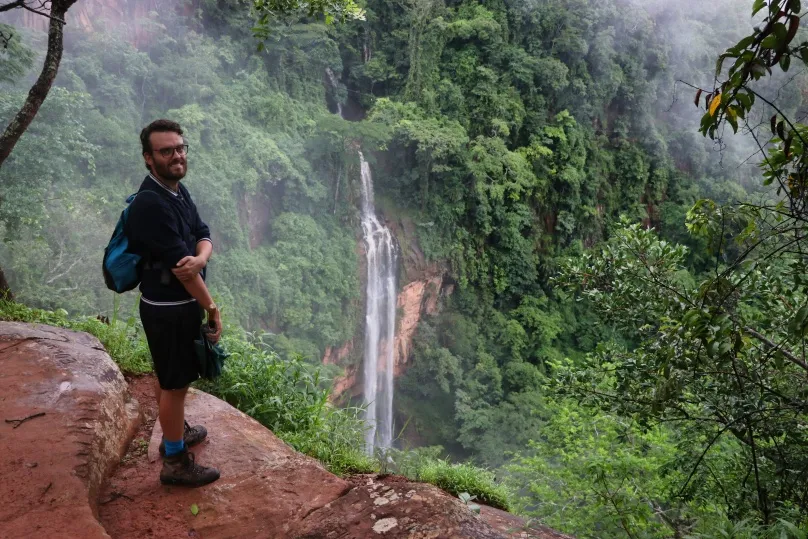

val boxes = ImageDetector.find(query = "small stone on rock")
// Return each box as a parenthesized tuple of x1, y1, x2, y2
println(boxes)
(372, 517, 398, 534)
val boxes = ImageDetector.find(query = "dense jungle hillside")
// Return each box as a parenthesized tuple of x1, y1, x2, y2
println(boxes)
(4, 0, 808, 536)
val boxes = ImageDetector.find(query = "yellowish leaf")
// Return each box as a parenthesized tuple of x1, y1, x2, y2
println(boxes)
(709, 93, 722, 117)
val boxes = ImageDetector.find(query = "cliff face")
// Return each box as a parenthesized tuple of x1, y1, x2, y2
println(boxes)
(14, 0, 196, 45)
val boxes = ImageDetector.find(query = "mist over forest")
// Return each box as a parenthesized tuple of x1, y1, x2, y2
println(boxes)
(4, 0, 808, 536)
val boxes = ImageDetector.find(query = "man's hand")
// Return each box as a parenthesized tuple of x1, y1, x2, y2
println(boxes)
(172, 255, 206, 282)
(206, 307, 222, 344)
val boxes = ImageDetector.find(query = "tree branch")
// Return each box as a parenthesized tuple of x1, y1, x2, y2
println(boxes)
(0, 1, 25, 14)
(743, 325, 808, 373)
(0, 0, 77, 168)
(0, 0, 64, 22)
(20, 3, 66, 24)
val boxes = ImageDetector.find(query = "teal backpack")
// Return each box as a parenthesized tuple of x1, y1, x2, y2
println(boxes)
(102, 193, 142, 293)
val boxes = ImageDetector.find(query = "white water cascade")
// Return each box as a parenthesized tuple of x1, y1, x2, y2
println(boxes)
(359, 151, 398, 454)
(325, 67, 344, 118)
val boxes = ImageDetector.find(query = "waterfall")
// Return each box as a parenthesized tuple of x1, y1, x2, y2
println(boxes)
(325, 67, 344, 118)
(359, 152, 397, 454)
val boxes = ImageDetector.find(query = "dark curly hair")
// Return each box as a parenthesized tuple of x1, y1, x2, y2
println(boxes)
(140, 119, 184, 171)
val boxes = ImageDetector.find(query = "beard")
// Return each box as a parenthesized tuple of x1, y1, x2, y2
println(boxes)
(153, 158, 187, 181)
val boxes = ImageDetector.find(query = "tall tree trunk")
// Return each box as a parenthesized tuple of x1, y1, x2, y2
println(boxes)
(0, 0, 78, 167)
(0, 265, 13, 301)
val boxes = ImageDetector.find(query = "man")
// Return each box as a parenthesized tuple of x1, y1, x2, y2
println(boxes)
(126, 119, 221, 487)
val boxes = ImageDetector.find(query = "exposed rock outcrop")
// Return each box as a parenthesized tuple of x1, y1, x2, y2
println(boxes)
(323, 340, 362, 400)
(296, 475, 505, 538)
(0, 322, 139, 539)
(0, 321, 570, 538)
(102, 388, 351, 538)
(393, 275, 444, 376)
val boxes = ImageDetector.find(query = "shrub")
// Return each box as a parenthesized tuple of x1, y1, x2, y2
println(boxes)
(196, 332, 375, 475)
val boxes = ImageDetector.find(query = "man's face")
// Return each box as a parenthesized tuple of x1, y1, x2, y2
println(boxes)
(144, 131, 187, 181)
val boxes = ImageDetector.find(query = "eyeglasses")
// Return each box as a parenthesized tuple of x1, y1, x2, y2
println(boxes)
(153, 144, 189, 158)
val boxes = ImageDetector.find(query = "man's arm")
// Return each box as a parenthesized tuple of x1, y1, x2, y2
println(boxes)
(196, 239, 212, 261)
(173, 239, 212, 281)
(180, 274, 222, 343)
(173, 202, 212, 280)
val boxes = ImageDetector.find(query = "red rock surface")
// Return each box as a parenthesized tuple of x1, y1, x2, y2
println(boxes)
(99, 388, 351, 538)
(480, 506, 575, 539)
(0, 322, 571, 539)
(293, 475, 505, 538)
(101, 385, 564, 539)
(0, 322, 140, 539)
(393, 275, 443, 376)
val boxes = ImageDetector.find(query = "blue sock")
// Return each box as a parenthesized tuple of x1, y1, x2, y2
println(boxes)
(164, 438, 185, 457)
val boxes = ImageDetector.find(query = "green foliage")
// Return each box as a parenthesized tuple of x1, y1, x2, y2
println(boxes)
(196, 331, 373, 475)
(558, 221, 808, 525)
(4, 0, 803, 534)
(252, 0, 365, 42)
(417, 457, 510, 511)
(0, 299, 151, 374)
(507, 396, 691, 539)
(0, 24, 35, 85)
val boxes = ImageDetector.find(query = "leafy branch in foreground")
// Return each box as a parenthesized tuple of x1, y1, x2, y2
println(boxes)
(557, 222, 808, 525)
(551, 0, 808, 527)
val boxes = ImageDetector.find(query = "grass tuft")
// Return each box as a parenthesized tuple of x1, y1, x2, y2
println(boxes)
(0, 299, 152, 373)
(377, 446, 512, 511)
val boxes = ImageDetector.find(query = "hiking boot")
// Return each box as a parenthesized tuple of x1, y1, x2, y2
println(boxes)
(160, 449, 220, 487)
(159, 421, 207, 456)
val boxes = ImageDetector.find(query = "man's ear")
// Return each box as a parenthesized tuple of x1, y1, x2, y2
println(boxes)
(143, 152, 153, 170)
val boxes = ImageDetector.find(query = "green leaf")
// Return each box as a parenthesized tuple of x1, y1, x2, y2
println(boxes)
(762, 34, 779, 49)
(737, 92, 752, 111)
(753, 0, 766, 15)
(781, 54, 792, 72)
(801, 47, 808, 66)
(715, 55, 728, 76)
(190, 503, 199, 516)
(734, 35, 755, 51)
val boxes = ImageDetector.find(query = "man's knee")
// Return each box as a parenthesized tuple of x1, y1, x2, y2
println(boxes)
(161, 385, 190, 399)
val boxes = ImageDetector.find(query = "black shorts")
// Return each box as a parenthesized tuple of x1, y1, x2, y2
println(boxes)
(140, 300, 202, 390)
